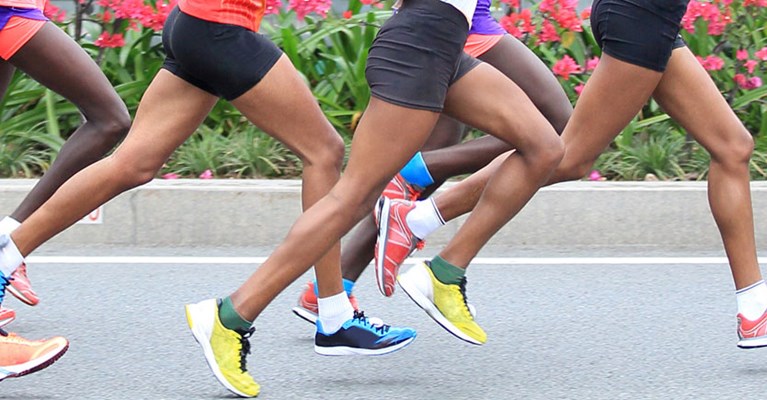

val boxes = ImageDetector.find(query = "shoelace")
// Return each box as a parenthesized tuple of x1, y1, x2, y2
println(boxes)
(458, 277, 473, 319)
(353, 310, 390, 334)
(238, 327, 255, 372)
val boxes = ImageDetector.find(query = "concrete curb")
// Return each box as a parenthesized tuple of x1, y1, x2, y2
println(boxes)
(1, 179, 766, 249)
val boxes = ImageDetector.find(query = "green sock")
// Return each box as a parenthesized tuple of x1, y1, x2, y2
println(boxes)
(218, 296, 253, 332)
(429, 256, 465, 285)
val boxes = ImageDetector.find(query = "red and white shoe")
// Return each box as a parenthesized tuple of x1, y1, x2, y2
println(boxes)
(375, 197, 424, 297)
(737, 309, 767, 348)
(0, 307, 15, 329)
(382, 174, 422, 201)
(291, 281, 359, 325)
(8, 264, 39, 306)
(0, 333, 69, 381)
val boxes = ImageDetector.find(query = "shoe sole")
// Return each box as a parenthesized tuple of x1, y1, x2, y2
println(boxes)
(7, 284, 38, 307)
(314, 335, 415, 356)
(375, 197, 394, 297)
(738, 336, 767, 349)
(185, 302, 256, 398)
(398, 272, 483, 346)
(0, 342, 68, 382)
(291, 307, 318, 325)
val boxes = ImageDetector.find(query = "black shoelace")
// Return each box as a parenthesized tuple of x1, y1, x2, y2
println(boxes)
(458, 277, 472, 316)
(238, 327, 255, 372)
(353, 310, 390, 334)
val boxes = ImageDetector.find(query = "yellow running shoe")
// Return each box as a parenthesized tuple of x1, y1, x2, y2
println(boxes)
(398, 261, 486, 345)
(185, 299, 260, 397)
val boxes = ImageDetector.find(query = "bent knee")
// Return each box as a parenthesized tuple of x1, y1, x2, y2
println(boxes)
(711, 129, 754, 165)
(303, 132, 345, 171)
(108, 151, 161, 188)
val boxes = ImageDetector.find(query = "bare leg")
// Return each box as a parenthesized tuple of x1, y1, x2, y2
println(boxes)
(436, 64, 563, 267)
(652, 48, 758, 289)
(7, 23, 130, 221)
(231, 62, 561, 320)
(11, 70, 217, 254)
(230, 55, 346, 298)
(433, 53, 662, 223)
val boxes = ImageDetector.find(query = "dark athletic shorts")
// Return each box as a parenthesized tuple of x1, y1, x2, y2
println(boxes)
(161, 6, 283, 101)
(591, 0, 688, 72)
(365, 0, 481, 112)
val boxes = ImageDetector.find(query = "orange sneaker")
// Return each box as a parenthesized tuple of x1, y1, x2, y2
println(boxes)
(0, 332, 68, 381)
(375, 198, 424, 297)
(8, 264, 39, 306)
(292, 281, 359, 325)
(382, 174, 422, 202)
(737, 309, 767, 348)
(0, 307, 14, 329)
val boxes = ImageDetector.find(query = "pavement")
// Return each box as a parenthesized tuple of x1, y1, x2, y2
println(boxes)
(1, 246, 766, 400)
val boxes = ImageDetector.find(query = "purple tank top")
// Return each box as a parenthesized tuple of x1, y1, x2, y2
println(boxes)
(469, 0, 505, 35)
(0, 6, 46, 31)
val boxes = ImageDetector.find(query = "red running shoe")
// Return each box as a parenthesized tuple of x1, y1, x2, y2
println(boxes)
(737, 309, 767, 348)
(292, 281, 359, 325)
(8, 264, 39, 306)
(0, 307, 14, 329)
(382, 174, 422, 201)
(375, 197, 423, 297)
(0, 333, 69, 381)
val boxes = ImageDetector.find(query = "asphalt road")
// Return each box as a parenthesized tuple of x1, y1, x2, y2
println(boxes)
(1, 248, 765, 400)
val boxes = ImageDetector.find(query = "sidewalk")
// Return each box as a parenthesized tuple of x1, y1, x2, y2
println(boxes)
(1, 179, 765, 249)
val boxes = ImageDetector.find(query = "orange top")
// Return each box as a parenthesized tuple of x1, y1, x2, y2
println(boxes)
(179, 0, 265, 32)
(0, 0, 43, 9)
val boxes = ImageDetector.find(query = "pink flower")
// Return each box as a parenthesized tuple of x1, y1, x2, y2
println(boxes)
(43, 2, 66, 22)
(288, 0, 332, 20)
(580, 8, 591, 20)
(199, 169, 214, 179)
(539, 20, 560, 43)
(737, 49, 749, 61)
(588, 170, 603, 181)
(265, 0, 283, 15)
(696, 55, 724, 71)
(94, 32, 125, 48)
(586, 56, 599, 71)
(748, 76, 763, 89)
(755, 47, 767, 61)
(734, 73, 748, 87)
(162, 173, 180, 180)
(500, 0, 520, 7)
(574, 83, 585, 96)
(552, 55, 582, 80)
(745, 60, 758, 74)
(500, 9, 534, 39)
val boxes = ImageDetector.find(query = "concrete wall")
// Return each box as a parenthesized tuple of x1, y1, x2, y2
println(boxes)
(2, 179, 766, 250)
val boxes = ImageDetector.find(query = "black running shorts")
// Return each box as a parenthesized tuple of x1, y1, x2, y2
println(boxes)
(591, 0, 689, 72)
(161, 7, 283, 101)
(365, 0, 480, 112)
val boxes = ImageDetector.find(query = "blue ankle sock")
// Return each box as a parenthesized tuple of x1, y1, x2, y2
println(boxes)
(400, 152, 434, 189)
(313, 278, 355, 296)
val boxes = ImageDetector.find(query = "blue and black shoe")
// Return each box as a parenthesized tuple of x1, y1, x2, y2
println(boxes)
(314, 310, 416, 356)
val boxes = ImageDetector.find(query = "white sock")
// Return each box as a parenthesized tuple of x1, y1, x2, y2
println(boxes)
(736, 280, 767, 320)
(0, 235, 23, 278)
(0, 217, 20, 235)
(317, 291, 354, 334)
(405, 198, 445, 240)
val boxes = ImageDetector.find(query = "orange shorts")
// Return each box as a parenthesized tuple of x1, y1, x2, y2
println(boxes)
(463, 33, 504, 58)
(0, 15, 45, 60)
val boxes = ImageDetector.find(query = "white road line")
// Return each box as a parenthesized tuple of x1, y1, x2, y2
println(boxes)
(23, 256, 743, 265)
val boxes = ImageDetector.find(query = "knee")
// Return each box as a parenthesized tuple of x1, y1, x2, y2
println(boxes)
(303, 131, 345, 172)
(555, 155, 596, 182)
(87, 103, 131, 146)
(711, 128, 754, 167)
(108, 150, 160, 189)
(524, 126, 565, 173)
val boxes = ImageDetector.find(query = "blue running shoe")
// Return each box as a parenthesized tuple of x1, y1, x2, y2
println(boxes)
(315, 310, 416, 356)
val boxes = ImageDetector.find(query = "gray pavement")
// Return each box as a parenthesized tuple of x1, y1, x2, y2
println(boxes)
(1, 248, 766, 399)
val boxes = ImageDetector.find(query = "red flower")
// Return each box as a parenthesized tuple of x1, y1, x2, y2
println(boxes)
(756, 46, 767, 61)
(539, 20, 560, 43)
(500, 9, 533, 39)
(696, 55, 724, 71)
(94, 32, 125, 48)
(343, 10, 353, 19)
(552, 55, 582, 80)
(745, 60, 758, 74)
(43, 2, 66, 22)
(586, 56, 599, 71)
(737, 49, 749, 61)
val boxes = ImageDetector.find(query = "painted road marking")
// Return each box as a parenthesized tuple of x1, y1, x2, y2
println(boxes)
(24, 256, 743, 265)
